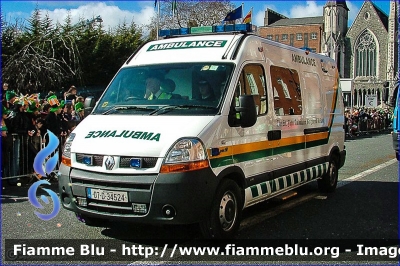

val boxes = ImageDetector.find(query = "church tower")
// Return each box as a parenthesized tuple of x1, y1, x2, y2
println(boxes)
(386, 0, 398, 103)
(323, 0, 349, 77)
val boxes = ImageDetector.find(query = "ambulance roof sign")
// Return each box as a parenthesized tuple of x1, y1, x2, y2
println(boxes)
(147, 40, 228, 51)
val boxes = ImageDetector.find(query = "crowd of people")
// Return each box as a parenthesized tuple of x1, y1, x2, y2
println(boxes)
(345, 107, 393, 138)
(1, 83, 87, 184)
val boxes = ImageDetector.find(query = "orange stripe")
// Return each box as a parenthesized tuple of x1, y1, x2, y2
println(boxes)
(305, 132, 329, 142)
(209, 132, 327, 158)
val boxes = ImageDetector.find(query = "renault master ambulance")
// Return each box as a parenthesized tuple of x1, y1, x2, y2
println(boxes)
(59, 24, 346, 239)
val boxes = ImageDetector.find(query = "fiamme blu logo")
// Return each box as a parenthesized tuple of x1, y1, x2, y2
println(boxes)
(28, 130, 61, 221)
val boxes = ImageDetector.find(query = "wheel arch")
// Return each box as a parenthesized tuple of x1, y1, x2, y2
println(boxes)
(328, 145, 341, 165)
(216, 166, 246, 205)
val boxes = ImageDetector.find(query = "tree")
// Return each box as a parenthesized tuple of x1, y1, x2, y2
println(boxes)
(147, 0, 234, 39)
(1, 7, 82, 94)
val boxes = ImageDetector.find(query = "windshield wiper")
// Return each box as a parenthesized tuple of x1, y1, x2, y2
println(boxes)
(102, 105, 153, 115)
(148, 105, 217, 115)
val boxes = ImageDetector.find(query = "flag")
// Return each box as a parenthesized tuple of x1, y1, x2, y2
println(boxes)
(243, 10, 252, 24)
(223, 6, 242, 21)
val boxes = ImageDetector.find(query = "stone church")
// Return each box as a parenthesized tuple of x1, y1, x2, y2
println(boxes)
(258, 0, 399, 108)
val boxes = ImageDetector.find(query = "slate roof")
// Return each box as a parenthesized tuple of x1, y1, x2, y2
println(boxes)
(370, 1, 388, 31)
(268, 16, 324, 27)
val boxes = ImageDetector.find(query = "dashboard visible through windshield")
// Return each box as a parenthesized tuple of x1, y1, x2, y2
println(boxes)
(93, 63, 234, 116)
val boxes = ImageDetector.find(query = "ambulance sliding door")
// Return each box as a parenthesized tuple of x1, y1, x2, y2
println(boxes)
(269, 65, 306, 170)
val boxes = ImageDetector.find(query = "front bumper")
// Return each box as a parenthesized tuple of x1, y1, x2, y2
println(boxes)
(58, 164, 220, 225)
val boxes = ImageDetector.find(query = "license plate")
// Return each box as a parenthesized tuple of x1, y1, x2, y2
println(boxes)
(87, 188, 128, 202)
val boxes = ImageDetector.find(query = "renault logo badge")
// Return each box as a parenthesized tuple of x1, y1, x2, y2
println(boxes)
(105, 156, 115, 170)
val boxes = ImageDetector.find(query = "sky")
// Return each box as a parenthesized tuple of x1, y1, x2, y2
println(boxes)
(0, 0, 392, 32)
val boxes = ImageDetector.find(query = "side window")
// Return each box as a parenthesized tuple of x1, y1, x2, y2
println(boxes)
(303, 72, 322, 115)
(235, 64, 268, 115)
(270, 65, 302, 116)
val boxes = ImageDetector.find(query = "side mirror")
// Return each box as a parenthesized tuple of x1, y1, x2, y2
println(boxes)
(235, 95, 257, 128)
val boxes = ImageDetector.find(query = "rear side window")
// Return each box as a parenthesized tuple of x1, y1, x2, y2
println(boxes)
(303, 72, 323, 115)
(270, 65, 302, 116)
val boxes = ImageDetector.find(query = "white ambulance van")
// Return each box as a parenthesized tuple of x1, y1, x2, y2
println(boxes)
(59, 24, 346, 239)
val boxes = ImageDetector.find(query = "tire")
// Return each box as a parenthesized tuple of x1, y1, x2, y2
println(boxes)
(318, 157, 338, 193)
(200, 179, 242, 239)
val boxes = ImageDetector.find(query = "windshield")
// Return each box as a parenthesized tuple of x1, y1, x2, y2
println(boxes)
(93, 63, 234, 115)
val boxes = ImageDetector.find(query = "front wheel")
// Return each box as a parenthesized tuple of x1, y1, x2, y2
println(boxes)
(318, 157, 338, 193)
(200, 179, 242, 239)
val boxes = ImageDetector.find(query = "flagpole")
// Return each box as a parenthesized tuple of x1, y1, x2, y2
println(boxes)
(156, 0, 160, 40)
(241, 2, 244, 21)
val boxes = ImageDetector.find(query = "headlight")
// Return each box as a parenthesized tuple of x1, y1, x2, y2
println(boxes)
(61, 133, 75, 166)
(161, 138, 209, 173)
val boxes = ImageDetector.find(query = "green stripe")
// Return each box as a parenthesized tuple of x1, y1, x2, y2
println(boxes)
(209, 157, 234, 168)
(306, 138, 329, 148)
(232, 148, 273, 164)
(272, 142, 305, 155)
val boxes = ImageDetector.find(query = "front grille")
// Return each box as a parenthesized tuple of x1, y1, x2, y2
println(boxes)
(77, 200, 149, 215)
(120, 157, 158, 168)
(71, 177, 151, 190)
(71, 177, 151, 215)
(76, 154, 104, 166)
(75, 153, 158, 169)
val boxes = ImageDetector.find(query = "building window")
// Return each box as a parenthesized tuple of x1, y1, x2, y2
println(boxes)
(267, 35, 273, 40)
(282, 34, 288, 41)
(296, 33, 302, 41)
(355, 30, 377, 77)
(311, 32, 317, 39)
(275, 35, 279, 42)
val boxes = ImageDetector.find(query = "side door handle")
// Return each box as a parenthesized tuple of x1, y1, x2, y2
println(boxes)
(267, 130, 281, 141)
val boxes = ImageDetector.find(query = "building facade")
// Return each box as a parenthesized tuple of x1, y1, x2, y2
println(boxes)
(258, 0, 398, 108)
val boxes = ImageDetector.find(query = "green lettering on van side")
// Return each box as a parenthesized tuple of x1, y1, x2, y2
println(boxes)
(140, 132, 153, 140)
(84, 130, 161, 141)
